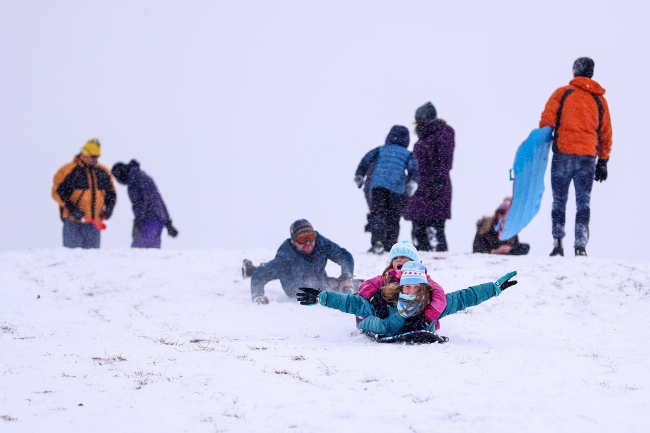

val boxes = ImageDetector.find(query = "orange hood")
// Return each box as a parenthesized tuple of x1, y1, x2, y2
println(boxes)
(570, 77, 606, 96)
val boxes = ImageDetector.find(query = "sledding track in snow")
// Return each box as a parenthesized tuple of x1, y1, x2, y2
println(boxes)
(1, 249, 649, 432)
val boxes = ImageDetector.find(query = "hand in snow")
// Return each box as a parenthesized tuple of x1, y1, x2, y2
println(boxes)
(491, 244, 512, 255)
(252, 294, 269, 305)
(495, 271, 517, 290)
(296, 287, 322, 305)
(354, 175, 364, 189)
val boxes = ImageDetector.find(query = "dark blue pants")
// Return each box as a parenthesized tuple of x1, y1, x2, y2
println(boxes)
(550, 153, 596, 248)
(132, 219, 165, 248)
(63, 220, 100, 249)
(370, 187, 405, 251)
(411, 219, 448, 252)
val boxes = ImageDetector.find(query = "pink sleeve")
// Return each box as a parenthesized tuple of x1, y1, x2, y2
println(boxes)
(424, 275, 447, 323)
(358, 275, 384, 299)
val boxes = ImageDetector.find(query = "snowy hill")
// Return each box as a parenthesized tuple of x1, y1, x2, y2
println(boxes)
(1, 249, 649, 432)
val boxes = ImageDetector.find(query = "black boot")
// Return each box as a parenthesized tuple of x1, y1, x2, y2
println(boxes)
(242, 259, 257, 278)
(368, 241, 384, 254)
(575, 247, 587, 256)
(550, 238, 564, 257)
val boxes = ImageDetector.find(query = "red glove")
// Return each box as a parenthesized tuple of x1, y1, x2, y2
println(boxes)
(84, 215, 107, 231)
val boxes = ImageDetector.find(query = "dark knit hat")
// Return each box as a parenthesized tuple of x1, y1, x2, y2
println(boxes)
(415, 102, 437, 123)
(573, 57, 594, 78)
(290, 219, 314, 239)
(385, 125, 410, 148)
(111, 159, 140, 185)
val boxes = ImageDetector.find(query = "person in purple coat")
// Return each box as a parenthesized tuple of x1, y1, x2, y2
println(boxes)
(112, 160, 179, 248)
(404, 102, 455, 252)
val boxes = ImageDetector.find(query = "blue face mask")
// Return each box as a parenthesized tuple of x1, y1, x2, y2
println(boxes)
(397, 293, 421, 318)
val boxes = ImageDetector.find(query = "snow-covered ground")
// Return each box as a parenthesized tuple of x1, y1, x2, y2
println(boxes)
(1, 248, 649, 432)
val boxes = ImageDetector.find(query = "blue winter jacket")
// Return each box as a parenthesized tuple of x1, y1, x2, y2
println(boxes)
(251, 232, 354, 298)
(356, 144, 420, 196)
(319, 282, 502, 336)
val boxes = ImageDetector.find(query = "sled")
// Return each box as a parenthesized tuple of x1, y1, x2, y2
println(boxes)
(500, 127, 552, 241)
(363, 329, 448, 344)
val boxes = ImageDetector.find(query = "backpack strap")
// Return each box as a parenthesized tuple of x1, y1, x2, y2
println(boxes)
(591, 93, 604, 157)
(552, 89, 574, 153)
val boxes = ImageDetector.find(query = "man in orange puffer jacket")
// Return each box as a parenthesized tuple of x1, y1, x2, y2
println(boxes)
(540, 57, 613, 257)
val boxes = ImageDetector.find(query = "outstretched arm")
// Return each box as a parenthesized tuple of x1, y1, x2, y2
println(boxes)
(439, 271, 517, 320)
(297, 289, 407, 337)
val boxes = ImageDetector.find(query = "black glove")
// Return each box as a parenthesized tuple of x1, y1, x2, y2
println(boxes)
(165, 221, 179, 237)
(70, 206, 85, 220)
(354, 175, 364, 188)
(296, 287, 322, 305)
(495, 271, 518, 291)
(595, 159, 608, 182)
(100, 208, 112, 220)
(369, 293, 390, 319)
(402, 312, 432, 333)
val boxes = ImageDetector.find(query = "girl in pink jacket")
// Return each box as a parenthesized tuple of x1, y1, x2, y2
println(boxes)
(358, 241, 447, 329)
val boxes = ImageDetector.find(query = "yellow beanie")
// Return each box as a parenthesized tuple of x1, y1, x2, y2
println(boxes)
(82, 138, 101, 156)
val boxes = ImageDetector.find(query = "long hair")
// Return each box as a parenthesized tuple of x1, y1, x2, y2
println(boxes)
(381, 263, 396, 286)
(380, 283, 433, 316)
(414, 118, 446, 139)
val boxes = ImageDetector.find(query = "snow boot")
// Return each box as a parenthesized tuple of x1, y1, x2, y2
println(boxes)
(550, 238, 564, 257)
(575, 247, 587, 257)
(368, 241, 384, 254)
(242, 259, 257, 278)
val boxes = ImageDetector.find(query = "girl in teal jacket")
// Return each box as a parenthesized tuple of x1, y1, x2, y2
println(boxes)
(297, 261, 517, 337)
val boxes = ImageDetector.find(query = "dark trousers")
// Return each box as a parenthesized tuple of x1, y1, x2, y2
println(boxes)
(550, 153, 596, 248)
(63, 220, 100, 249)
(370, 187, 405, 251)
(412, 219, 448, 252)
(132, 219, 165, 248)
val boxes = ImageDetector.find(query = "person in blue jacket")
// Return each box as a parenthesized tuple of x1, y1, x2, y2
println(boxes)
(355, 125, 420, 254)
(243, 219, 357, 304)
(297, 261, 518, 337)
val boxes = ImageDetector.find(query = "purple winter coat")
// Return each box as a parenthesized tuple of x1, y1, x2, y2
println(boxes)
(404, 120, 455, 221)
(127, 166, 170, 222)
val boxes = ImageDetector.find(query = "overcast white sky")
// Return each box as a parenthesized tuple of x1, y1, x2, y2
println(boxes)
(1, 1, 648, 261)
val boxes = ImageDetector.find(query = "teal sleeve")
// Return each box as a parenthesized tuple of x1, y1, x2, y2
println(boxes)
(439, 282, 502, 319)
(319, 291, 376, 317)
(357, 312, 406, 336)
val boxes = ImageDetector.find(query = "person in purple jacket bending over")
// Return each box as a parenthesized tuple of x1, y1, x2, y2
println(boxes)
(404, 102, 455, 252)
(112, 160, 179, 248)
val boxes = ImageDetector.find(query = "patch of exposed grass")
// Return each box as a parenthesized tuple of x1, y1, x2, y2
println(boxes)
(92, 355, 127, 366)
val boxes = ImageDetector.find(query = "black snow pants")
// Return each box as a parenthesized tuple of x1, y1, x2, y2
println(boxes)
(411, 219, 448, 252)
(370, 187, 406, 251)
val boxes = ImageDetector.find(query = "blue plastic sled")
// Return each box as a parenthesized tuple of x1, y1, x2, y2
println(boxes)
(500, 127, 552, 241)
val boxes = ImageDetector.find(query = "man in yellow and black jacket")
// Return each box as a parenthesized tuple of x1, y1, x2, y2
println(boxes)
(52, 138, 117, 248)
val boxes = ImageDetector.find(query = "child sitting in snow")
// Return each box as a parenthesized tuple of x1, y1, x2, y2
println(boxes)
(358, 241, 446, 331)
(297, 261, 518, 337)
